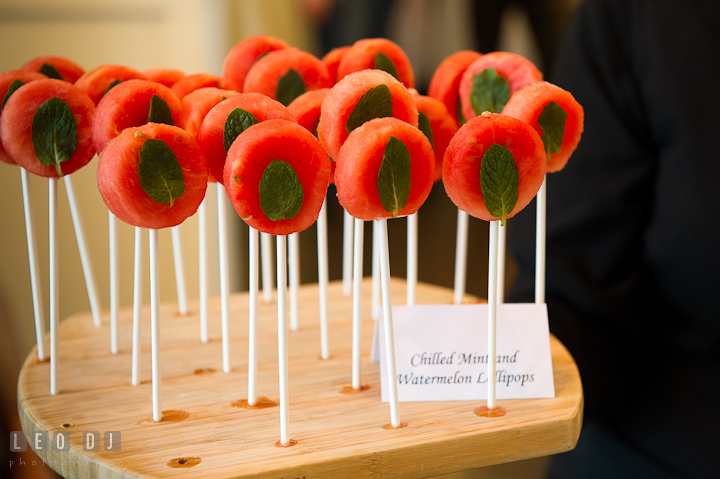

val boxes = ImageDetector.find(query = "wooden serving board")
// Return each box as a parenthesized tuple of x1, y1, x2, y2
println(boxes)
(18, 279, 582, 478)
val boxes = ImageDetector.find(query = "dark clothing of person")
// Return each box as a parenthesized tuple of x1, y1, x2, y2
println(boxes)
(507, 1, 720, 477)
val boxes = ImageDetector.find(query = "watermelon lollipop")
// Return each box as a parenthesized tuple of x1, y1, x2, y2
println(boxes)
(427, 50, 482, 124)
(458, 51, 542, 122)
(411, 92, 458, 182)
(171, 73, 239, 100)
(222, 35, 290, 90)
(322, 46, 350, 84)
(92, 79, 182, 154)
(1, 78, 95, 177)
(144, 68, 185, 88)
(243, 48, 332, 106)
(180, 87, 239, 138)
(337, 38, 415, 89)
(74, 65, 148, 105)
(21, 56, 84, 83)
(0, 70, 47, 164)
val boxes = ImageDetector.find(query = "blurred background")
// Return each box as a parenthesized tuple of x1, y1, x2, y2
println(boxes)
(0, 0, 579, 477)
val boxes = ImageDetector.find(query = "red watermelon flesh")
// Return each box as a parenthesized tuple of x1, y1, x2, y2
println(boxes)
(171, 73, 239, 100)
(335, 117, 434, 221)
(0, 70, 47, 165)
(224, 119, 330, 236)
(427, 50, 482, 124)
(288, 88, 334, 182)
(74, 64, 148, 105)
(144, 68, 185, 88)
(243, 48, 332, 102)
(412, 92, 458, 182)
(337, 38, 415, 89)
(97, 123, 208, 229)
(21, 56, 84, 83)
(180, 87, 239, 137)
(92, 79, 183, 154)
(222, 35, 290, 90)
(317, 69, 418, 160)
(459, 51, 542, 122)
(502, 81, 584, 173)
(442, 112, 545, 222)
(197, 92, 295, 185)
(0, 79, 95, 177)
(322, 46, 350, 84)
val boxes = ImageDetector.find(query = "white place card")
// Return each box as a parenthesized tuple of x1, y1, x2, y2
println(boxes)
(373, 303, 555, 402)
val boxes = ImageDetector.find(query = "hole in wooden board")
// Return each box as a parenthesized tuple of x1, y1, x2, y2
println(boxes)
(167, 456, 201, 468)
(473, 406, 507, 417)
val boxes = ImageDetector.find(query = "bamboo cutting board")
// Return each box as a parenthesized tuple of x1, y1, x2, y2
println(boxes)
(18, 279, 582, 478)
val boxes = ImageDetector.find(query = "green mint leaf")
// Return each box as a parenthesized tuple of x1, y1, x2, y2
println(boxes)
(147, 95, 174, 126)
(106, 79, 122, 94)
(2, 79, 25, 111)
(377, 136, 412, 218)
(374, 52, 399, 81)
(479, 144, 519, 226)
(259, 159, 304, 221)
(418, 111, 434, 149)
(38, 63, 65, 81)
(470, 68, 510, 115)
(137, 138, 185, 208)
(31, 97, 77, 177)
(224, 108, 259, 153)
(537, 101, 567, 162)
(457, 100, 467, 125)
(276, 69, 306, 106)
(346, 84, 393, 134)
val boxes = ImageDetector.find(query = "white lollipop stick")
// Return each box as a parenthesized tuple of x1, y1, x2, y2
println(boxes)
(131, 227, 143, 386)
(487, 220, 499, 409)
(535, 175, 547, 304)
(453, 209, 469, 305)
(317, 200, 330, 359)
(171, 226, 188, 315)
(198, 198, 208, 343)
(377, 218, 400, 427)
(261, 232, 274, 303)
(109, 212, 118, 354)
(342, 209, 353, 296)
(149, 229, 162, 422)
(289, 232, 300, 332)
(351, 218, 364, 389)
(371, 220, 380, 319)
(406, 213, 418, 305)
(64, 175, 102, 327)
(49, 178, 59, 395)
(248, 226, 259, 405)
(21, 169, 46, 361)
(218, 185, 231, 373)
(497, 221, 506, 304)
(276, 235, 291, 445)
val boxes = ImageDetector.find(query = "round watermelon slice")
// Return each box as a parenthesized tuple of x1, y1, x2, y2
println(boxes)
(21, 56, 84, 83)
(243, 48, 332, 106)
(92, 79, 183, 154)
(97, 123, 208, 229)
(458, 51, 542, 123)
(502, 81, 584, 173)
(224, 119, 330, 236)
(222, 35, 290, 90)
(171, 73, 239, 100)
(180, 87, 239, 138)
(0, 79, 95, 177)
(317, 69, 418, 160)
(144, 68, 185, 88)
(427, 50, 482, 124)
(0, 70, 47, 165)
(197, 92, 295, 185)
(322, 46, 350, 84)
(443, 112, 545, 222)
(335, 117, 434, 221)
(288, 88, 333, 181)
(412, 92, 458, 182)
(74, 64, 148, 105)
(337, 38, 415, 89)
